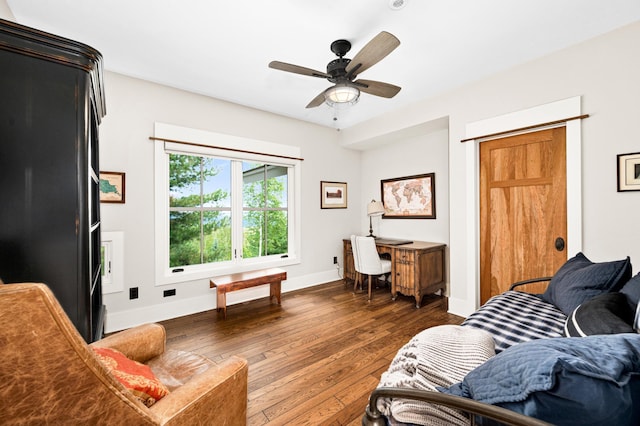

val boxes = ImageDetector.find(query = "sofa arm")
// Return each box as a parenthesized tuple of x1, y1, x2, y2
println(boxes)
(91, 323, 166, 363)
(363, 387, 552, 426)
(150, 355, 248, 425)
(508, 277, 552, 292)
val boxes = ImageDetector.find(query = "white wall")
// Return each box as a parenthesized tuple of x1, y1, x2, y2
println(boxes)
(0, 0, 14, 21)
(99, 72, 362, 331)
(358, 126, 451, 294)
(344, 21, 640, 316)
(360, 126, 449, 242)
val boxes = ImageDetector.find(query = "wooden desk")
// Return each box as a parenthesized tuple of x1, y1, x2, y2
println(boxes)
(343, 239, 446, 308)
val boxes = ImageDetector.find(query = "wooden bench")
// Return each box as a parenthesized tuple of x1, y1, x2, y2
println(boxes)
(209, 267, 287, 319)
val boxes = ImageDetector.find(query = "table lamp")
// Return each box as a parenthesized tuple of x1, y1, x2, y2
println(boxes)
(367, 199, 385, 237)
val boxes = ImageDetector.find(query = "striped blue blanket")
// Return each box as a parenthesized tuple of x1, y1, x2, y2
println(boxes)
(461, 291, 566, 353)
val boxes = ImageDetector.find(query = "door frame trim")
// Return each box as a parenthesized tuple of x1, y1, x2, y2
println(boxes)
(464, 96, 584, 309)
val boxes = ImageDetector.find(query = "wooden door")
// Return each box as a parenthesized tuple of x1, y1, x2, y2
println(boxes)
(479, 128, 567, 303)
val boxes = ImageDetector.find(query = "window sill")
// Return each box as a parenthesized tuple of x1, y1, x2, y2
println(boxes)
(155, 256, 299, 286)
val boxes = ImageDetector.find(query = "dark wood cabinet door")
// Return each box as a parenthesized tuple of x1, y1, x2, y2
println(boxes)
(0, 19, 106, 342)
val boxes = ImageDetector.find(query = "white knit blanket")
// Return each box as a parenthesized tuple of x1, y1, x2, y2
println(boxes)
(377, 325, 496, 426)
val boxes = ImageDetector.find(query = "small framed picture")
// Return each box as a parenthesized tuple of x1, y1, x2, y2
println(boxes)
(320, 181, 347, 209)
(617, 152, 640, 192)
(100, 171, 126, 203)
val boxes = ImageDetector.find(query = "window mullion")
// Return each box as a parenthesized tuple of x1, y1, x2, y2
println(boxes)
(200, 158, 205, 264)
(262, 166, 268, 256)
(231, 160, 243, 261)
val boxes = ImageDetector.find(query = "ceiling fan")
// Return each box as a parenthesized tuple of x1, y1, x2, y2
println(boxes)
(269, 31, 401, 109)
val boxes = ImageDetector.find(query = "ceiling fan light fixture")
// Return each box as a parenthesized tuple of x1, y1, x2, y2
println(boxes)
(388, 0, 407, 10)
(324, 84, 360, 107)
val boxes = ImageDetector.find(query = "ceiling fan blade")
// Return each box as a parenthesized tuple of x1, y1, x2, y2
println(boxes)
(269, 61, 330, 79)
(345, 31, 400, 77)
(354, 79, 401, 98)
(305, 91, 326, 108)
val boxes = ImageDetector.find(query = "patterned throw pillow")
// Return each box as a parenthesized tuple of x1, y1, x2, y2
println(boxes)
(93, 346, 169, 407)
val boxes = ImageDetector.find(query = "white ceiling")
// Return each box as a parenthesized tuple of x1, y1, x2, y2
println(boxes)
(7, 0, 640, 130)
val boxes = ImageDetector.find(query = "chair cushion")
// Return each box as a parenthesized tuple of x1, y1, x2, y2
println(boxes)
(147, 349, 215, 392)
(564, 292, 635, 337)
(541, 252, 632, 315)
(93, 347, 169, 407)
(441, 334, 640, 426)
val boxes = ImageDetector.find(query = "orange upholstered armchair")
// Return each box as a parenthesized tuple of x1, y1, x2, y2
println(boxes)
(0, 282, 248, 425)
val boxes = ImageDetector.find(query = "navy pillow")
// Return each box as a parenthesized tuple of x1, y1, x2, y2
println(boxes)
(564, 292, 635, 337)
(620, 272, 640, 313)
(541, 252, 632, 315)
(441, 335, 640, 426)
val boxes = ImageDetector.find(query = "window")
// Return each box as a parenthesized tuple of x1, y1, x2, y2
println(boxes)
(154, 123, 301, 285)
(169, 154, 232, 267)
(241, 162, 289, 259)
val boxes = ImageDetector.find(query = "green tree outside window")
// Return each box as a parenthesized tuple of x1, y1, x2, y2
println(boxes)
(168, 154, 288, 268)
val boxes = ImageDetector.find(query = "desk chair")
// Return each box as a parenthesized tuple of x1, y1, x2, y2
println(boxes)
(353, 235, 392, 301)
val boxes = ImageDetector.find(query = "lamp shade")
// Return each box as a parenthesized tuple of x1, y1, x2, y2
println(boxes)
(367, 200, 385, 216)
(324, 84, 360, 107)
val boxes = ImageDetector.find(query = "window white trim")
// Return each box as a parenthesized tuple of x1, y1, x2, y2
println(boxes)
(153, 123, 302, 286)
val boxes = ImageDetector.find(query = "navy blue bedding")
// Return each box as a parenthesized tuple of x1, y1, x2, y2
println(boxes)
(441, 334, 640, 426)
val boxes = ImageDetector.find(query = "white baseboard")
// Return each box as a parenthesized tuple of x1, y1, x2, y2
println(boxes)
(104, 268, 342, 333)
(447, 296, 476, 319)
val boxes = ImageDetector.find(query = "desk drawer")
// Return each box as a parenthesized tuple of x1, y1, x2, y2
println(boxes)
(395, 249, 415, 264)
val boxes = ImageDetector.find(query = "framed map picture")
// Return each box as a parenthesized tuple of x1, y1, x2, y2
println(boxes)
(381, 173, 435, 219)
(320, 181, 347, 209)
(100, 171, 126, 203)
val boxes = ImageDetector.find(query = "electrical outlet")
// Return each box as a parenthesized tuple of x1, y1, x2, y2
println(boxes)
(333, 256, 338, 264)
(129, 287, 139, 300)
(163, 289, 176, 297)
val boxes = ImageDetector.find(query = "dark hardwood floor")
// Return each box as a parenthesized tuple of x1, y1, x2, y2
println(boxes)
(160, 279, 464, 425)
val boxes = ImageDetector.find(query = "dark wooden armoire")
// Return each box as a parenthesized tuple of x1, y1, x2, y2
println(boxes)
(0, 19, 106, 342)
